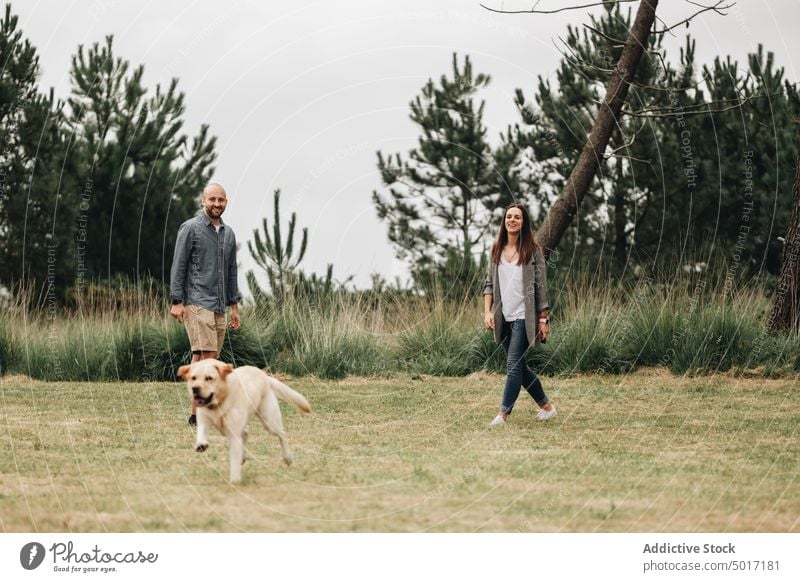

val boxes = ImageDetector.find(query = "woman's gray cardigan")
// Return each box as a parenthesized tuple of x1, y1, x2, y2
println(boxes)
(482, 247, 550, 347)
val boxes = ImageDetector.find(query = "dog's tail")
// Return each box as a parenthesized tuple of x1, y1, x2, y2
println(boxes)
(270, 378, 311, 413)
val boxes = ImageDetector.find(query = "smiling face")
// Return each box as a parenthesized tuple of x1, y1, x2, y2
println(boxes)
(201, 184, 228, 222)
(504, 207, 524, 235)
(178, 359, 233, 408)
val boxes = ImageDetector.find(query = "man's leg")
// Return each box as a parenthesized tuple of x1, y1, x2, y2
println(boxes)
(191, 350, 219, 362)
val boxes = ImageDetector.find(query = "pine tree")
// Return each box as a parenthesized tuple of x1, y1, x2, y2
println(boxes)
(247, 189, 307, 306)
(0, 4, 77, 300)
(687, 47, 800, 278)
(505, 3, 800, 280)
(372, 53, 496, 295)
(66, 35, 216, 285)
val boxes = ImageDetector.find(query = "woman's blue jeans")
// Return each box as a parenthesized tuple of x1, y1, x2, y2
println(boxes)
(500, 319, 548, 414)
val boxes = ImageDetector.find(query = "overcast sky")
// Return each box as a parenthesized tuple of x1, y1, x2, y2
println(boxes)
(12, 0, 800, 289)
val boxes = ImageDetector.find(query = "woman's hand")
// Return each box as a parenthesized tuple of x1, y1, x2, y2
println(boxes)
(537, 320, 550, 343)
(484, 312, 495, 331)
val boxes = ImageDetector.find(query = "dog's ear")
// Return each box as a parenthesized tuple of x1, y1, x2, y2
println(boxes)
(215, 362, 234, 379)
(177, 364, 192, 380)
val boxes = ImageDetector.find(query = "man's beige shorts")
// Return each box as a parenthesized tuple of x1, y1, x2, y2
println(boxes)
(184, 305, 226, 353)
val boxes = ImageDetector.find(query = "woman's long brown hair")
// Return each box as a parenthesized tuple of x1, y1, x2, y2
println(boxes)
(490, 203, 538, 265)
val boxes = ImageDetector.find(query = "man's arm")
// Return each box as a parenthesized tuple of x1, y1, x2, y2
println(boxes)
(227, 233, 242, 329)
(170, 222, 191, 303)
(169, 223, 191, 322)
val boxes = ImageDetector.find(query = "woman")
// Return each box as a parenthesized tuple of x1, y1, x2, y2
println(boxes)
(482, 203, 556, 425)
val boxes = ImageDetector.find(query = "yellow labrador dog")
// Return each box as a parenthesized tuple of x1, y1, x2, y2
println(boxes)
(177, 359, 310, 483)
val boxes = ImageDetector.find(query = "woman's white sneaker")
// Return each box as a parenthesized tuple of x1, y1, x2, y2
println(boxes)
(490, 414, 507, 426)
(537, 405, 557, 421)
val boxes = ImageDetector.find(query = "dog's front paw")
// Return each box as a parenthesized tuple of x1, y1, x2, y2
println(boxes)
(195, 443, 208, 452)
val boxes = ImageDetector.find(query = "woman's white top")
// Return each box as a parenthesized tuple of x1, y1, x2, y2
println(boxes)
(499, 254, 526, 321)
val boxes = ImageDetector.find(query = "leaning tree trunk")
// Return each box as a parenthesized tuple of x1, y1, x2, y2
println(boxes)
(768, 147, 800, 332)
(535, 0, 659, 258)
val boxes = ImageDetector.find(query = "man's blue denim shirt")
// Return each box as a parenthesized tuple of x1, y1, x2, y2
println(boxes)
(170, 213, 241, 314)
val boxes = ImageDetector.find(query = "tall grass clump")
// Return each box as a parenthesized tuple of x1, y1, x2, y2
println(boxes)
(736, 329, 800, 377)
(470, 330, 507, 374)
(2, 264, 800, 380)
(608, 280, 766, 375)
(248, 294, 384, 379)
(537, 263, 800, 377)
(104, 316, 196, 381)
(1, 315, 181, 382)
(395, 299, 485, 376)
(613, 285, 678, 368)
(0, 280, 179, 381)
(0, 310, 12, 376)
(666, 303, 756, 375)
(536, 275, 626, 375)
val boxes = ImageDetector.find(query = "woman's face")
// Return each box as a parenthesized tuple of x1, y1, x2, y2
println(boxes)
(505, 207, 524, 235)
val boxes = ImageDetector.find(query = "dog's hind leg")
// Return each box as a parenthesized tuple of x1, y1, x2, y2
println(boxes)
(258, 393, 293, 466)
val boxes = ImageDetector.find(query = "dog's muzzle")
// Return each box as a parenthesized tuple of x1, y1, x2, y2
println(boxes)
(191, 387, 214, 407)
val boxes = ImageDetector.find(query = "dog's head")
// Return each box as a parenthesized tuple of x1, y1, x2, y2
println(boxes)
(177, 359, 234, 408)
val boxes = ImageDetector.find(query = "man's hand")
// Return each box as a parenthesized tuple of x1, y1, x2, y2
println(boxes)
(229, 304, 241, 330)
(170, 303, 186, 323)
(484, 312, 495, 331)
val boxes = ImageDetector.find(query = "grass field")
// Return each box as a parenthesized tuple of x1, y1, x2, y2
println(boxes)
(1, 369, 798, 532)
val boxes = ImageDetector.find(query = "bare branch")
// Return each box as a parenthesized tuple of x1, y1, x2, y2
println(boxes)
(483, 0, 732, 48)
(480, 0, 638, 15)
(619, 153, 656, 167)
(620, 90, 783, 119)
(652, 1, 733, 36)
(582, 24, 627, 47)
(552, 33, 619, 77)
(622, 100, 738, 118)
(604, 120, 649, 159)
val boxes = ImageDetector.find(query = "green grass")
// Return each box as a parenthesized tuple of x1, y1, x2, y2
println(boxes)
(1, 370, 797, 532)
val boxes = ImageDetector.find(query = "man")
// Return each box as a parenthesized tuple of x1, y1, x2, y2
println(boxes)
(170, 183, 241, 425)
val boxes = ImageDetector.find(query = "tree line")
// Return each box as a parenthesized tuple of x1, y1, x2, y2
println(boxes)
(3, 2, 799, 312)
(373, 3, 800, 294)
(0, 5, 215, 305)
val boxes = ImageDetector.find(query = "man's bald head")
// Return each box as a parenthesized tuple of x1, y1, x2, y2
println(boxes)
(203, 183, 227, 199)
